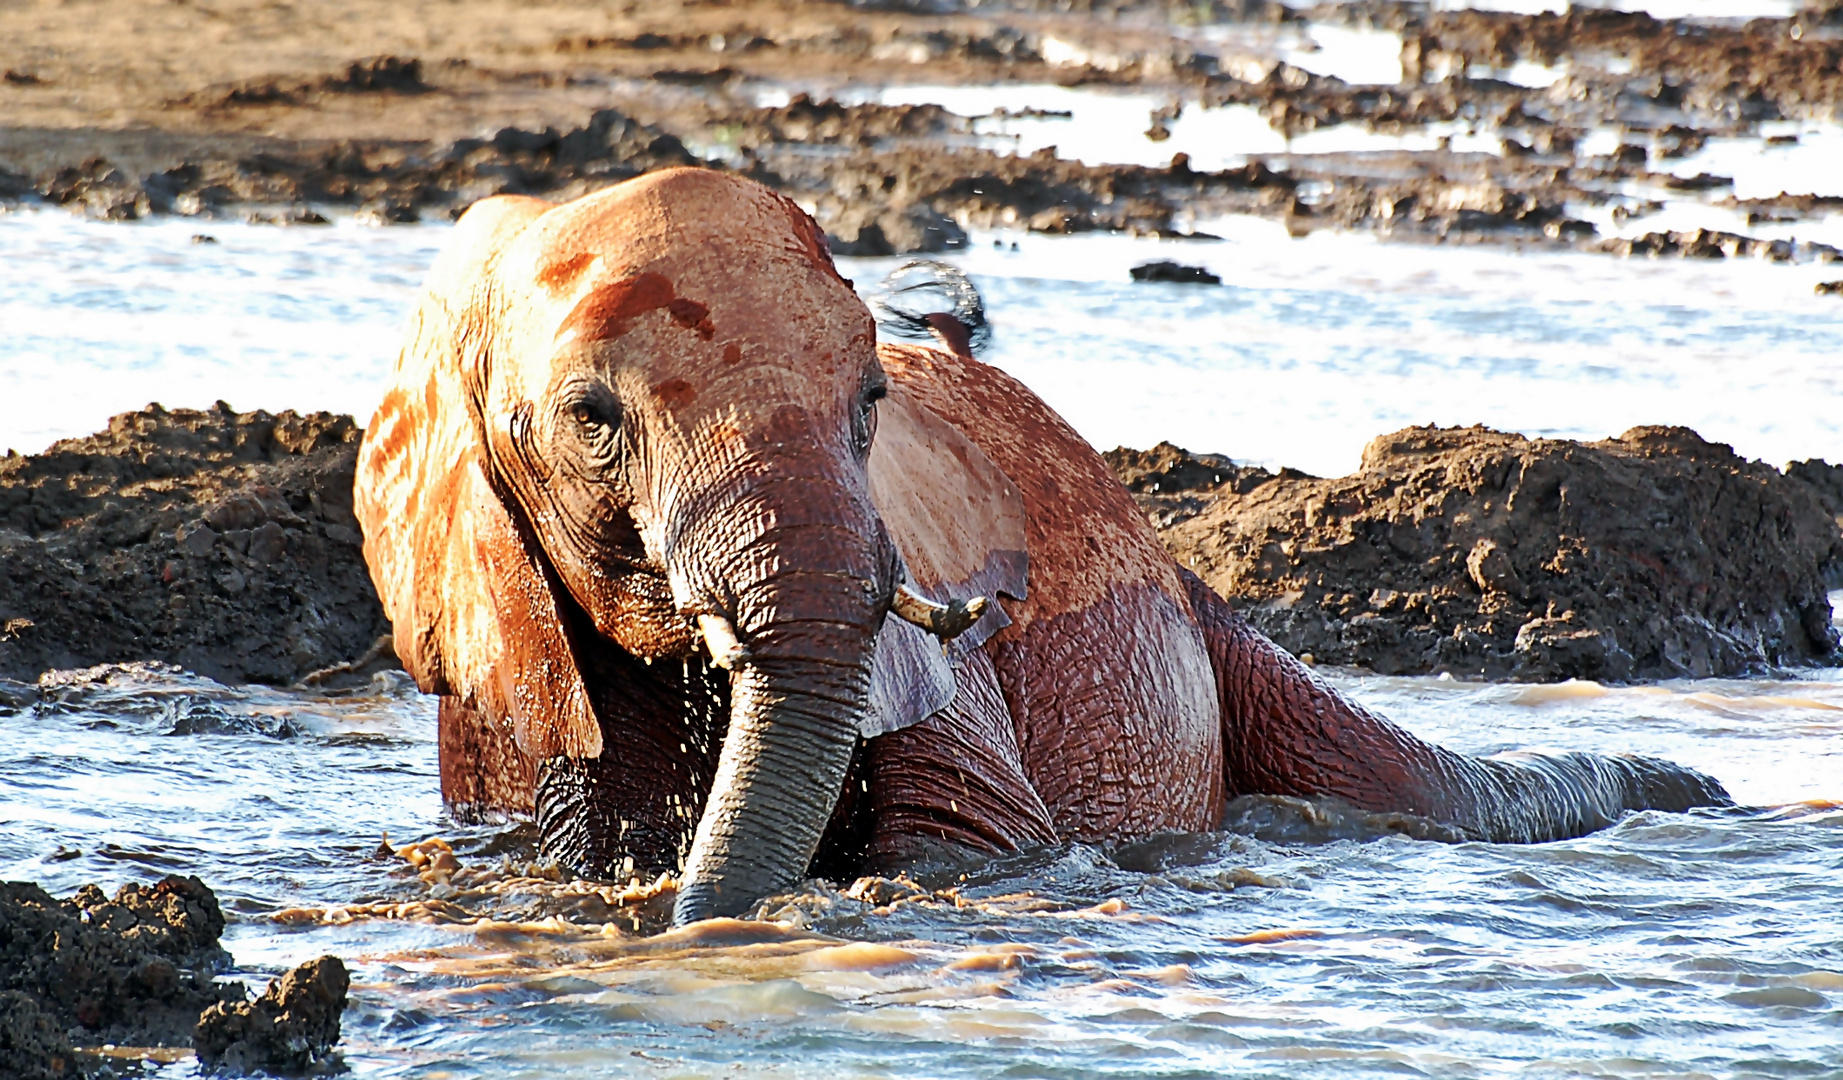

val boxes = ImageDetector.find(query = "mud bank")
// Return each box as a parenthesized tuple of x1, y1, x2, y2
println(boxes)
(0, 405, 389, 686)
(0, 875, 348, 1079)
(1110, 427, 1843, 681)
(5, 1, 1843, 260)
(4, 408, 1837, 687)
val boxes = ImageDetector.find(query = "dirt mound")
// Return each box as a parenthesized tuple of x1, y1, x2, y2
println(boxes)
(194, 956, 349, 1075)
(1109, 426, 1842, 681)
(0, 876, 240, 1072)
(0, 404, 391, 685)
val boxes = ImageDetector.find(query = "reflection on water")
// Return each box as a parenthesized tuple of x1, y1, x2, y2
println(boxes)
(2, 663, 1837, 1077)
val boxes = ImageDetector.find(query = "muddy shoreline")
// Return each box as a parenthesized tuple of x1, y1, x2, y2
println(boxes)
(1, 405, 1836, 690)
(1112, 427, 1843, 681)
(3, 1, 1842, 262)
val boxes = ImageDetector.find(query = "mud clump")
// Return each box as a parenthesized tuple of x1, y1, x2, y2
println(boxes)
(1110, 426, 1842, 681)
(0, 404, 391, 685)
(0, 876, 241, 1077)
(1130, 260, 1222, 284)
(194, 956, 349, 1075)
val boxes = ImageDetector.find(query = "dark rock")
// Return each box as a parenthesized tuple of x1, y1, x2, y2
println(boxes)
(194, 956, 349, 1075)
(186, 55, 428, 110)
(40, 157, 150, 220)
(822, 200, 968, 256)
(1817, 280, 1843, 295)
(1600, 229, 1839, 262)
(1130, 260, 1220, 284)
(0, 876, 241, 1078)
(1113, 426, 1843, 681)
(0, 991, 73, 1080)
(0, 405, 392, 685)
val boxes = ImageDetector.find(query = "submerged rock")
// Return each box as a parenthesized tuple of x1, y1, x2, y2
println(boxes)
(1110, 426, 1842, 681)
(0, 876, 241, 1077)
(0, 403, 392, 685)
(194, 956, 349, 1075)
(1130, 260, 1221, 284)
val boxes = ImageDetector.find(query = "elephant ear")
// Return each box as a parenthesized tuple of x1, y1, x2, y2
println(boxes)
(862, 384, 1029, 737)
(355, 195, 603, 761)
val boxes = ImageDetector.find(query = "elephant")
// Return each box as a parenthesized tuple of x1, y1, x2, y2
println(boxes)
(354, 167, 1730, 927)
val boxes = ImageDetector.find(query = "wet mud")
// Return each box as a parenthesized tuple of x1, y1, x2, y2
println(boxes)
(1109, 426, 1843, 681)
(194, 956, 349, 1075)
(0, 405, 391, 687)
(5, 408, 1839, 688)
(0, 876, 237, 1078)
(2, 1, 1841, 259)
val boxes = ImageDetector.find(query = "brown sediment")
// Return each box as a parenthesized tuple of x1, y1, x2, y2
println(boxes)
(1108, 426, 1843, 681)
(1, 1, 1840, 257)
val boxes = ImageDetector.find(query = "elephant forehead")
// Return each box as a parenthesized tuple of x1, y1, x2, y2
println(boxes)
(502, 169, 857, 328)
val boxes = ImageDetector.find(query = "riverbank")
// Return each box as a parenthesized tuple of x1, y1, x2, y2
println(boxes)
(2, 404, 1835, 688)
(4, 1, 1843, 263)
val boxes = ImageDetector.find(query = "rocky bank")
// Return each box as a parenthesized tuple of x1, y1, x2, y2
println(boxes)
(0, 405, 390, 686)
(1109, 426, 1843, 681)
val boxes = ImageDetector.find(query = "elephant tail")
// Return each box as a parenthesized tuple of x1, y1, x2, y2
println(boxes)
(1180, 570, 1733, 843)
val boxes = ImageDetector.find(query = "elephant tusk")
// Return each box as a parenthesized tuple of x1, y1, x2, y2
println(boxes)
(892, 583, 989, 641)
(698, 614, 750, 670)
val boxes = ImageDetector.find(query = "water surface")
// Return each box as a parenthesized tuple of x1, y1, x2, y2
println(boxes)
(2, 662, 1837, 1078)
(4, 209, 1842, 477)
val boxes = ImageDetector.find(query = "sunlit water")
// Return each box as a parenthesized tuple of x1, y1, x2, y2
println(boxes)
(2, 186, 1842, 1075)
(4, 208, 1843, 476)
(1, 662, 1838, 1078)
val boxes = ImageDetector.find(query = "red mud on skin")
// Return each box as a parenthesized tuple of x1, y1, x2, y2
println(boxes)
(555, 272, 676, 344)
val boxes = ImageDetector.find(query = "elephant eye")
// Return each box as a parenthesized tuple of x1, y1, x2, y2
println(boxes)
(567, 391, 620, 433)
(852, 379, 885, 455)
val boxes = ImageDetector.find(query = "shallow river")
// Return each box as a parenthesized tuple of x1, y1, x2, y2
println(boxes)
(2, 200, 1842, 1076)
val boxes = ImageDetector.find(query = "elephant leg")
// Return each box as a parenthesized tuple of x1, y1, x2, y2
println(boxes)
(862, 648, 1060, 868)
(1181, 570, 1732, 842)
(438, 696, 536, 822)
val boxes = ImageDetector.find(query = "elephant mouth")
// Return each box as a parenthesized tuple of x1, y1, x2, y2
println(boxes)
(533, 621, 739, 887)
(534, 575, 992, 919)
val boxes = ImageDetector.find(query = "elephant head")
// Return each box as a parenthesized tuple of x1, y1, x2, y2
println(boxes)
(356, 169, 1025, 924)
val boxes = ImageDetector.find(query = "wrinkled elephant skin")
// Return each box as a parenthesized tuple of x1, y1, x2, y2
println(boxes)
(353, 169, 1731, 926)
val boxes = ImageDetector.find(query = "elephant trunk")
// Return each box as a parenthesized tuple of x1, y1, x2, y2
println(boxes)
(669, 505, 888, 925)
(672, 652, 866, 923)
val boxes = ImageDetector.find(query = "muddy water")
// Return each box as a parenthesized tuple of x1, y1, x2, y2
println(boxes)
(2, 660, 1838, 1077)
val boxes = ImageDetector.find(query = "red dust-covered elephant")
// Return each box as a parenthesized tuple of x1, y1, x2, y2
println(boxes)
(354, 168, 1728, 926)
